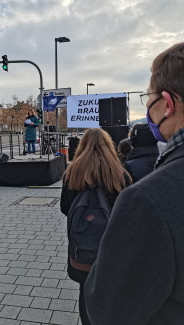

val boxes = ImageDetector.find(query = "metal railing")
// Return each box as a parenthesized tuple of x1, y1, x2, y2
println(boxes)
(0, 132, 70, 161)
(0, 134, 22, 159)
(41, 132, 68, 161)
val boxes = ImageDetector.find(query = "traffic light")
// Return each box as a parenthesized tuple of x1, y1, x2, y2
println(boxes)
(37, 108, 43, 124)
(2, 55, 8, 71)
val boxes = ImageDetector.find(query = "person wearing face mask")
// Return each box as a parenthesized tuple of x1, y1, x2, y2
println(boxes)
(84, 43, 184, 325)
(68, 132, 80, 161)
(124, 123, 159, 183)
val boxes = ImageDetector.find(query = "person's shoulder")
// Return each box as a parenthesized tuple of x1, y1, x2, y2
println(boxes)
(120, 163, 169, 205)
(118, 167, 158, 199)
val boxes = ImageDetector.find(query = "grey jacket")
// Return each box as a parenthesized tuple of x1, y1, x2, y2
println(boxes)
(84, 144, 184, 325)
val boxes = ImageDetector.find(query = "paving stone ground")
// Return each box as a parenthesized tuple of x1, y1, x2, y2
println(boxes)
(0, 182, 82, 325)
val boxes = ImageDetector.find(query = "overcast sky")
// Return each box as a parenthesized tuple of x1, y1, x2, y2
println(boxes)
(0, 0, 184, 120)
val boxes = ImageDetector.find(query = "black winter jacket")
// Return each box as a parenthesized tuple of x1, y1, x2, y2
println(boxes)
(68, 137, 80, 160)
(84, 143, 184, 325)
(124, 145, 159, 183)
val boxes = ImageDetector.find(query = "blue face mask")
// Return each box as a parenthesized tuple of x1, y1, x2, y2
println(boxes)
(146, 108, 167, 143)
(146, 95, 167, 143)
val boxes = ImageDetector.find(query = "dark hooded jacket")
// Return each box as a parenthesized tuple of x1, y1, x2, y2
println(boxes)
(124, 146, 159, 183)
(124, 123, 159, 183)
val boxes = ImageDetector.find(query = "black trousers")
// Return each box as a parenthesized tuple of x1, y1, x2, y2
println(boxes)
(68, 259, 91, 324)
(79, 281, 91, 325)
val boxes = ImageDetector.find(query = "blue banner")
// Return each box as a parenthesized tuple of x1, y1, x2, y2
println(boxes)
(43, 95, 65, 112)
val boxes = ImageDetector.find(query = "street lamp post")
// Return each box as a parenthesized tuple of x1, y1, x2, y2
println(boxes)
(14, 102, 22, 133)
(55, 37, 70, 147)
(87, 83, 95, 94)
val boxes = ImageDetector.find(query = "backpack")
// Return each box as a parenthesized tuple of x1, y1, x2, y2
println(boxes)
(67, 185, 111, 266)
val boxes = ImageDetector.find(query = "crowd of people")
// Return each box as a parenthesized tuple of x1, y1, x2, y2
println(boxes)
(60, 42, 184, 325)
(23, 42, 184, 325)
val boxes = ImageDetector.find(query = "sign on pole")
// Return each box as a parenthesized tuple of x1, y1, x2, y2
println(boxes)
(42, 88, 71, 108)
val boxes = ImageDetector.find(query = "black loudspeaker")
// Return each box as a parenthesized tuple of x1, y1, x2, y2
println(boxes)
(102, 125, 129, 146)
(99, 97, 127, 126)
(0, 153, 9, 163)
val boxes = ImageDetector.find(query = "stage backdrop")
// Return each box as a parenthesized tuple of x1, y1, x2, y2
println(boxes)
(67, 93, 127, 128)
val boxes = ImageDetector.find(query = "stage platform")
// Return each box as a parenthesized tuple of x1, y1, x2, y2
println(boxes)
(0, 154, 67, 187)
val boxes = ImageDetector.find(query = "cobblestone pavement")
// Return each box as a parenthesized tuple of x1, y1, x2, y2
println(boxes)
(0, 183, 82, 325)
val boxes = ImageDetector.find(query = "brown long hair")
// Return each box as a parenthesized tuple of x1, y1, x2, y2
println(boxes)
(65, 128, 131, 192)
(27, 108, 37, 118)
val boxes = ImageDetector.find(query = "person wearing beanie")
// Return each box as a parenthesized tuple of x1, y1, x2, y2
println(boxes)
(124, 123, 159, 183)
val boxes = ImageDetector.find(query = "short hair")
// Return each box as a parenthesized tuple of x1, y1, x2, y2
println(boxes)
(118, 139, 132, 156)
(150, 42, 184, 101)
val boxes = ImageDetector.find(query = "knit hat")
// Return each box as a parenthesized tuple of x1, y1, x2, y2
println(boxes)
(130, 123, 158, 147)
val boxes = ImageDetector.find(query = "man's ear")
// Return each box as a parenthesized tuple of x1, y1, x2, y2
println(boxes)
(162, 91, 175, 117)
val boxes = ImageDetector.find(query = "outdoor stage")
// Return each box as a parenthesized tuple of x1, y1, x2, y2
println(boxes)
(0, 155, 67, 187)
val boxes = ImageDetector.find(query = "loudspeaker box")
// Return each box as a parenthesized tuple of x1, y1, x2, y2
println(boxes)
(99, 97, 127, 126)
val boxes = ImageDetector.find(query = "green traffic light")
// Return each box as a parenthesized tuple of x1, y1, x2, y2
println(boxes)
(2, 65, 8, 71)
(2, 55, 8, 71)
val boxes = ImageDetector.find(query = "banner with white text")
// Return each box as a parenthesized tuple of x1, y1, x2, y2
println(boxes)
(67, 93, 127, 128)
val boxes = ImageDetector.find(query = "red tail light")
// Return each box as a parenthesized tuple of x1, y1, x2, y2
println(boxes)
(37, 139, 40, 144)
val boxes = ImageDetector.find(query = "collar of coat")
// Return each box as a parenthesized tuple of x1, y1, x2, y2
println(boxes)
(156, 127, 184, 168)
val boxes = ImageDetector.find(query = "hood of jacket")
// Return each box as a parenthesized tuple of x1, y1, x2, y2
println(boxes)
(126, 146, 159, 161)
